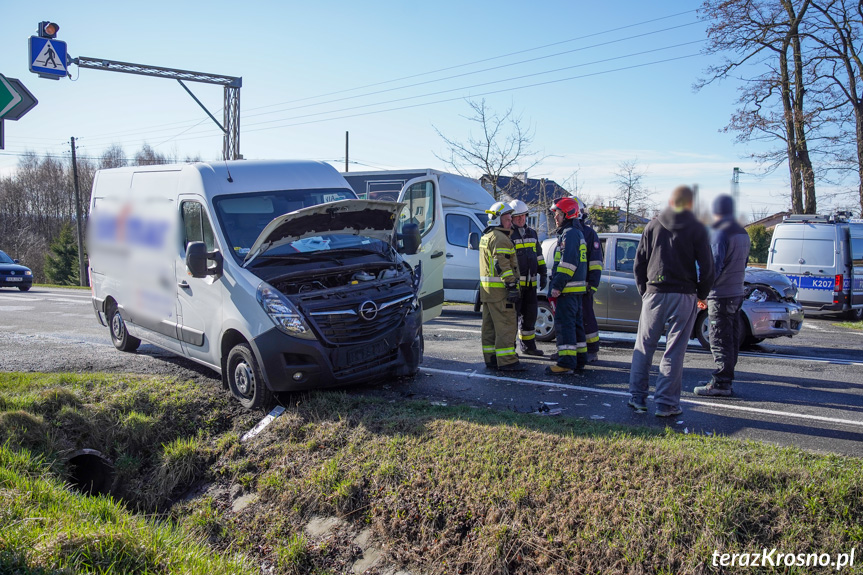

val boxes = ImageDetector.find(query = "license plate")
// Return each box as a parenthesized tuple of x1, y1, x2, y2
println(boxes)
(6, 277, 22, 282)
(346, 339, 390, 365)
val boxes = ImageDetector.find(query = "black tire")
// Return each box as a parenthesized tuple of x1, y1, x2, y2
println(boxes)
(535, 299, 556, 342)
(739, 316, 763, 347)
(845, 307, 863, 321)
(694, 310, 710, 350)
(226, 343, 273, 411)
(18, 286, 30, 292)
(109, 306, 141, 352)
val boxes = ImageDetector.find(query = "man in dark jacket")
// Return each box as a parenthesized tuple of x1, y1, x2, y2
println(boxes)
(694, 195, 751, 397)
(628, 186, 714, 417)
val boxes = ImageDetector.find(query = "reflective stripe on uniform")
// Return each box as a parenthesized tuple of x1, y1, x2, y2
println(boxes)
(557, 261, 577, 276)
(494, 248, 515, 255)
(500, 269, 514, 280)
(586, 332, 599, 344)
(518, 331, 536, 341)
(481, 275, 507, 288)
(495, 347, 517, 357)
(483, 345, 495, 354)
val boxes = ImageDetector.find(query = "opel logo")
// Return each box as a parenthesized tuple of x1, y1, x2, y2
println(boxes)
(358, 300, 378, 321)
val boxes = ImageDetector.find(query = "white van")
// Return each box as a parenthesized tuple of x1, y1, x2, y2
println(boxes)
(87, 160, 445, 409)
(342, 169, 495, 303)
(766, 213, 863, 320)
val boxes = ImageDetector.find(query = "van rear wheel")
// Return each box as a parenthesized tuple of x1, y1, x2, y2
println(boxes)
(226, 343, 273, 411)
(109, 306, 141, 352)
(846, 307, 863, 321)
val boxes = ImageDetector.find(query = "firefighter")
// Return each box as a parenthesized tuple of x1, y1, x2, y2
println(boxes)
(479, 201, 525, 372)
(574, 199, 604, 363)
(546, 197, 588, 374)
(508, 199, 547, 356)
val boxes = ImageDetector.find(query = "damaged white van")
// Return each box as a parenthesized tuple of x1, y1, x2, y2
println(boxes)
(87, 160, 445, 409)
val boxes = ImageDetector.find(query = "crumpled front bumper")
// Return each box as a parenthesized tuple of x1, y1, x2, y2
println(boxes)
(745, 301, 804, 339)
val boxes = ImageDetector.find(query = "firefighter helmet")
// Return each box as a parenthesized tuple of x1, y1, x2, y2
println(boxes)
(508, 199, 530, 217)
(486, 201, 515, 227)
(550, 197, 580, 219)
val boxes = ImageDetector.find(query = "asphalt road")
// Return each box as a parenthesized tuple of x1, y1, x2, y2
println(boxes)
(2, 287, 862, 457)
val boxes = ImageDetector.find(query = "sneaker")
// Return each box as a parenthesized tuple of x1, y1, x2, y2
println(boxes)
(498, 361, 526, 372)
(586, 352, 599, 363)
(694, 382, 733, 397)
(544, 364, 573, 375)
(627, 397, 647, 413)
(521, 348, 545, 357)
(655, 406, 683, 418)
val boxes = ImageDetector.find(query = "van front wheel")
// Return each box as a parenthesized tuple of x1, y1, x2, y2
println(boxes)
(109, 307, 141, 352)
(227, 343, 273, 411)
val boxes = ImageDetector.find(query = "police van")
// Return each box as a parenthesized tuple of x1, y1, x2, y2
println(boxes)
(766, 213, 863, 320)
(87, 160, 445, 410)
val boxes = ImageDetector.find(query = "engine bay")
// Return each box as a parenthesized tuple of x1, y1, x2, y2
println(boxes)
(271, 263, 412, 297)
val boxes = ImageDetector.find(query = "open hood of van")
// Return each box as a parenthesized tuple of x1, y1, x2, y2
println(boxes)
(243, 199, 403, 266)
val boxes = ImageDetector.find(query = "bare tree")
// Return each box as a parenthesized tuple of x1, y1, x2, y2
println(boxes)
(611, 159, 652, 232)
(698, 0, 818, 214)
(807, 0, 863, 215)
(434, 98, 543, 200)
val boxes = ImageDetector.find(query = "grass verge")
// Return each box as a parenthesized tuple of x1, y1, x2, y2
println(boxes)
(1, 372, 862, 574)
(836, 320, 863, 330)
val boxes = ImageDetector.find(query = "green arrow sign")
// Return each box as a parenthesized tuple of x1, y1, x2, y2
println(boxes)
(0, 74, 23, 119)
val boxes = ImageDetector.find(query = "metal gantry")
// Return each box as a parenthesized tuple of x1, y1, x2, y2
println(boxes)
(72, 56, 242, 160)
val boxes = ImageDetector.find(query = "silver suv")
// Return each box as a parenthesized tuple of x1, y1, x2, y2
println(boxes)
(537, 233, 804, 349)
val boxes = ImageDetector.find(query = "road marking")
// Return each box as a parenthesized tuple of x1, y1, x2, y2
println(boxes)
(738, 351, 863, 366)
(420, 367, 863, 429)
(802, 323, 824, 331)
(0, 306, 34, 311)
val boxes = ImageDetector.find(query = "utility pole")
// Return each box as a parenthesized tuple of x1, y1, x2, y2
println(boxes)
(731, 167, 742, 210)
(70, 137, 87, 286)
(345, 131, 349, 172)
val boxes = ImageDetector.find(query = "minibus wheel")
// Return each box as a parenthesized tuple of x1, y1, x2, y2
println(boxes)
(227, 343, 273, 410)
(109, 306, 141, 352)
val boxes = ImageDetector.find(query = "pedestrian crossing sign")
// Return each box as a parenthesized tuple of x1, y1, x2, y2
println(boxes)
(29, 36, 68, 79)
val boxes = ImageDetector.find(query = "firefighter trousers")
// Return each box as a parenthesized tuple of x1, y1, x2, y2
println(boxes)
(579, 291, 600, 355)
(555, 293, 586, 369)
(515, 286, 539, 351)
(482, 299, 518, 367)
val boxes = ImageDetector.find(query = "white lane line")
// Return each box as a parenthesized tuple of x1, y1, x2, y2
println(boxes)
(803, 323, 824, 331)
(738, 351, 863, 366)
(420, 367, 863, 429)
(0, 306, 34, 312)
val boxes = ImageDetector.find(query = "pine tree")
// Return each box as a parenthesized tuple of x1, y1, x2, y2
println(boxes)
(44, 223, 79, 285)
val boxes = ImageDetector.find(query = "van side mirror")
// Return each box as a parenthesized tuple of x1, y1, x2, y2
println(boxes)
(399, 223, 421, 255)
(186, 242, 223, 278)
(468, 232, 480, 251)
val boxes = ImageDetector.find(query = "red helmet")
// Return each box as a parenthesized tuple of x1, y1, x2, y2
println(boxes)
(550, 197, 579, 219)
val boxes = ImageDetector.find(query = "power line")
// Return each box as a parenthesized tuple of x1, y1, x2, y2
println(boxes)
(241, 41, 706, 129)
(243, 21, 703, 119)
(245, 9, 699, 112)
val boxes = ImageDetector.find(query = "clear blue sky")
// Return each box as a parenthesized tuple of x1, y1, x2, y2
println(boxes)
(2, 0, 848, 220)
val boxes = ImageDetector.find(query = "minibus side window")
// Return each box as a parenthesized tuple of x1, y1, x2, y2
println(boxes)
(182, 202, 216, 252)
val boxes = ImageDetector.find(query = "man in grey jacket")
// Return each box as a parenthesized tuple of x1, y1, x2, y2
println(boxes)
(694, 195, 751, 397)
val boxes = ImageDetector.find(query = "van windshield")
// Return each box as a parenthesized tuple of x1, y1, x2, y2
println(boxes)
(213, 188, 356, 259)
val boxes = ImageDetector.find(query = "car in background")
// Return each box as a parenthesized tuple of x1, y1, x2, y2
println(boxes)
(536, 233, 804, 349)
(0, 250, 33, 292)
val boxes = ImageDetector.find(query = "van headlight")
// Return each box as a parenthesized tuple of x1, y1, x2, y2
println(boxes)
(256, 283, 316, 340)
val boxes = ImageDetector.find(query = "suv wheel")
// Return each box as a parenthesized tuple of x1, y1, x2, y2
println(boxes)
(694, 310, 710, 350)
(535, 300, 556, 342)
(109, 306, 141, 352)
(226, 343, 273, 411)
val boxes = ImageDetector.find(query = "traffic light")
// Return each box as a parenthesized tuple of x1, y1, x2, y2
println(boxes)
(38, 21, 59, 39)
